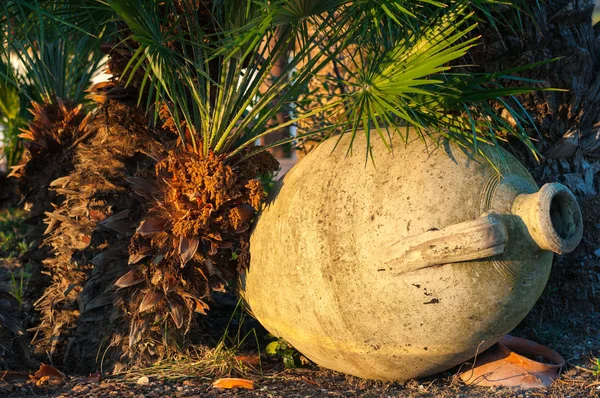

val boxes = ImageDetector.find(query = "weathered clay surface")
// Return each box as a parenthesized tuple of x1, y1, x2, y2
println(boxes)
(241, 131, 582, 381)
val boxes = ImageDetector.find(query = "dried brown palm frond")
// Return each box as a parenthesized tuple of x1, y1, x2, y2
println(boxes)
(110, 135, 277, 368)
(14, 99, 85, 215)
(11, 100, 88, 299)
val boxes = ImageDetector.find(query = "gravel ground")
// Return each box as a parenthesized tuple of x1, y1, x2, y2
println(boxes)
(1, 350, 599, 398)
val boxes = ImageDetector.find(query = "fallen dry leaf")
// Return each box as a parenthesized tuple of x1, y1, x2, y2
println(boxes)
(35, 375, 51, 387)
(136, 376, 150, 385)
(301, 376, 320, 387)
(30, 364, 65, 388)
(212, 378, 254, 390)
(30, 364, 65, 382)
(235, 355, 260, 367)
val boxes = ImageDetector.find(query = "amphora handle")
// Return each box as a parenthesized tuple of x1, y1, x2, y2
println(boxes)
(384, 183, 582, 273)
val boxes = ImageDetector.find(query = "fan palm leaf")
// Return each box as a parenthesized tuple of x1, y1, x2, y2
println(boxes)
(96, 0, 547, 163)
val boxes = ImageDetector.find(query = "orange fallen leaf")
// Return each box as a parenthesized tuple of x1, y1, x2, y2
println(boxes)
(235, 355, 260, 367)
(35, 375, 52, 387)
(30, 363, 65, 386)
(35, 375, 67, 387)
(212, 378, 254, 390)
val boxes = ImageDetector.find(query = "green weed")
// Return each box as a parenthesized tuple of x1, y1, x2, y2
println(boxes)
(0, 209, 30, 307)
(265, 336, 305, 369)
(593, 358, 600, 377)
(9, 269, 23, 308)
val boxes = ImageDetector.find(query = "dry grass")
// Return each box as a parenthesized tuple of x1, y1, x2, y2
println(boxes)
(113, 342, 246, 382)
(109, 298, 265, 383)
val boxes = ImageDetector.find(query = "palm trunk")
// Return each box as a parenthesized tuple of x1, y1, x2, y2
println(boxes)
(475, 0, 600, 335)
(31, 92, 166, 372)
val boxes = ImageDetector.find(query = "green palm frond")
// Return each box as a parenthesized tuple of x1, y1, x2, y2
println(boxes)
(104, 0, 544, 160)
(0, 66, 21, 122)
(330, 5, 548, 160)
(1, 1, 107, 106)
(105, 0, 347, 155)
(5, 0, 115, 38)
(0, 54, 31, 167)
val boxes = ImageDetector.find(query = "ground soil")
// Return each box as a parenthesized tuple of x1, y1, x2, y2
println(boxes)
(1, 361, 599, 397)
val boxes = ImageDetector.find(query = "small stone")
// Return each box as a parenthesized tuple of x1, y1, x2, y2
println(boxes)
(136, 376, 150, 385)
(594, 248, 600, 257)
(71, 384, 89, 393)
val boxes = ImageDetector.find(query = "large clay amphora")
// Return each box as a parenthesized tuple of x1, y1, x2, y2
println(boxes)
(241, 131, 583, 381)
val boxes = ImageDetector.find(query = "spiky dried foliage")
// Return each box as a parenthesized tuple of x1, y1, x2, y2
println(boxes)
(113, 145, 277, 365)
(31, 87, 168, 371)
(9, 100, 86, 296)
(14, 100, 84, 213)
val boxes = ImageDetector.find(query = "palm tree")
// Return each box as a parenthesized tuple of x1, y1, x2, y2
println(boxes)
(0, 2, 106, 367)
(5, 0, 555, 371)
